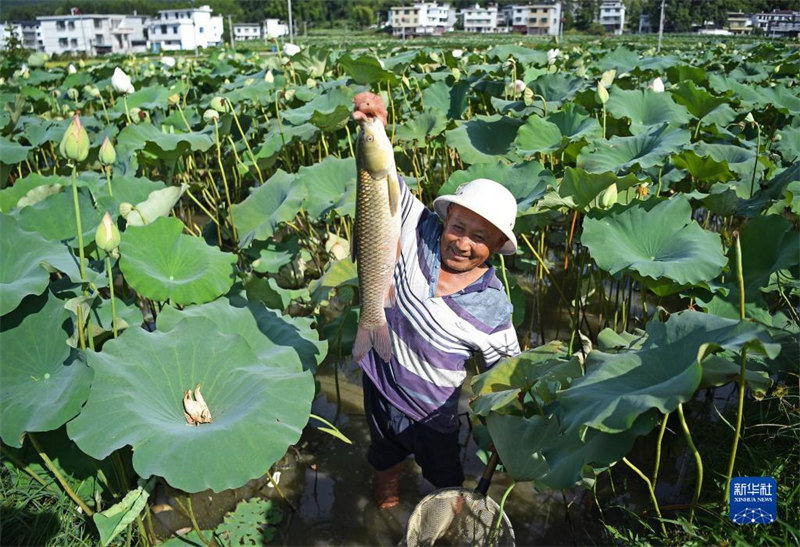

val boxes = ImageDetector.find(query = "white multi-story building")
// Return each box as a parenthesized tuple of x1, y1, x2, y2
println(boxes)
(501, 3, 561, 36)
(146, 5, 223, 52)
(37, 13, 148, 55)
(597, 0, 625, 35)
(233, 23, 261, 42)
(459, 3, 500, 33)
(388, 2, 456, 37)
(751, 10, 800, 38)
(263, 18, 288, 39)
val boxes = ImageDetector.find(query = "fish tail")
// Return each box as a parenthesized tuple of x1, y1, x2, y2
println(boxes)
(353, 322, 393, 363)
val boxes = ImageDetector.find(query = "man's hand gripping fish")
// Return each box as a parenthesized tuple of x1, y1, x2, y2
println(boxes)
(352, 114, 401, 363)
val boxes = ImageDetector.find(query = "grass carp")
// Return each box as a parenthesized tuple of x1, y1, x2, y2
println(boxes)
(352, 116, 401, 363)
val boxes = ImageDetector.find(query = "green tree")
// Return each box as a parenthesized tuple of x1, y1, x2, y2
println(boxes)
(575, 0, 598, 31)
(351, 5, 375, 28)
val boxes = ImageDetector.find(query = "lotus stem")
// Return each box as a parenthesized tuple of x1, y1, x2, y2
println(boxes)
(76, 304, 87, 350)
(122, 94, 132, 125)
(602, 103, 607, 139)
(520, 233, 573, 320)
(652, 412, 669, 487)
(70, 165, 87, 286)
(677, 403, 703, 523)
(622, 457, 666, 536)
(28, 433, 94, 516)
(104, 165, 113, 197)
(749, 121, 760, 198)
(182, 496, 212, 547)
(227, 102, 264, 185)
(489, 482, 515, 546)
(213, 119, 238, 244)
(724, 233, 747, 508)
(98, 93, 110, 124)
(176, 103, 192, 132)
(0, 444, 61, 496)
(344, 122, 355, 158)
(105, 256, 118, 338)
(265, 468, 296, 512)
(498, 254, 511, 301)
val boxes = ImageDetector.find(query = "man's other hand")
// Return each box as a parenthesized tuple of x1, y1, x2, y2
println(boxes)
(353, 91, 388, 126)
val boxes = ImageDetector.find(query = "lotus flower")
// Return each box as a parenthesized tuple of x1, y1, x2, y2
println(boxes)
(112, 67, 134, 95)
(161, 56, 176, 68)
(599, 69, 616, 88)
(99, 136, 116, 166)
(452, 49, 463, 59)
(649, 77, 665, 93)
(547, 48, 560, 66)
(282, 43, 300, 57)
(596, 83, 609, 104)
(67, 63, 77, 75)
(58, 114, 90, 162)
(95, 212, 121, 252)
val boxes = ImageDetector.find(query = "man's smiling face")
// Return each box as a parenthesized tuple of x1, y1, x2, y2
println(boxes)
(440, 204, 506, 274)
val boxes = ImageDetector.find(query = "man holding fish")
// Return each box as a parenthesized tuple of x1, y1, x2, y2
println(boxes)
(351, 92, 520, 509)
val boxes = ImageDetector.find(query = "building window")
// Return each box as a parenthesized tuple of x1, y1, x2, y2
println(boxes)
(173, 26, 178, 33)
(70, 38, 78, 46)
(96, 34, 103, 43)
(199, 27, 204, 33)
(94, 19, 102, 28)
(161, 25, 167, 33)
(68, 21, 75, 29)
(57, 21, 66, 30)
(58, 37, 68, 46)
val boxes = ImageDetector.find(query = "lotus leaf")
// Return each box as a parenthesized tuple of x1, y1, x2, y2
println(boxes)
(581, 197, 726, 286)
(67, 309, 314, 492)
(439, 160, 553, 211)
(93, 479, 154, 547)
(708, 76, 800, 114)
(422, 80, 471, 120)
(394, 111, 448, 143)
(666, 65, 708, 86)
(232, 170, 308, 244)
(595, 47, 640, 75)
(216, 498, 282, 545)
(0, 215, 73, 315)
(116, 123, 214, 160)
(671, 81, 736, 128)
(120, 217, 236, 305)
(0, 291, 92, 447)
(296, 157, 356, 218)
(252, 122, 319, 170)
(556, 168, 641, 212)
(546, 103, 602, 143)
(251, 239, 299, 274)
(123, 184, 186, 227)
(281, 86, 354, 130)
(576, 124, 690, 174)
(485, 414, 552, 481)
(337, 54, 397, 85)
(310, 258, 357, 305)
(445, 114, 523, 164)
(606, 88, 690, 134)
(526, 74, 586, 106)
(692, 142, 763, 181)
(557, 310, 780, 433)
(11, 185, 104, 244)
(775, 126, 800, 163)
(485, 45, 547, 66)
(0, 136, 31, 165)
(699, 356, 771, 395)
(514, 115, 563, 154)
(244, 276, 309, 312)
(671, 150, 735, 183)
(121, 86, 172, 111)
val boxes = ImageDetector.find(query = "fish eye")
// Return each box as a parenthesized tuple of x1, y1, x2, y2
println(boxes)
(367, 135, 374, 142)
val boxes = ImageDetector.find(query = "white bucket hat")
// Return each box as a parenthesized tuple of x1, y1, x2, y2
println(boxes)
(433, 178, 518, 255)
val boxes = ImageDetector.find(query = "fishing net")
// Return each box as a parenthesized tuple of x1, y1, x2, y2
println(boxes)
(404, 487, 515, 546)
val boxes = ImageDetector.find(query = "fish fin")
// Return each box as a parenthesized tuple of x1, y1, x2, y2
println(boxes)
(353, 326, 372, 362)
(373, 322, 393, 363)
(384, 282, 396, 308)
(387, 170, 401, 216)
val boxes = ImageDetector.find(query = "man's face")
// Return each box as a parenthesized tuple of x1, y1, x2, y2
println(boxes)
(440, 204, 505, 274)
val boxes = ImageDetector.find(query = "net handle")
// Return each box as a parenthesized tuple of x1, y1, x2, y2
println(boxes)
(475, 451, 500, 496)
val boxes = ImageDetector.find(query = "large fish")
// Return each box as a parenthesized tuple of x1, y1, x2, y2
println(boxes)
(352, 116, 401, 363)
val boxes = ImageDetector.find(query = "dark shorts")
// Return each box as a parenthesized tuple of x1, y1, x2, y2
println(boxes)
(362, 374, 464, 488)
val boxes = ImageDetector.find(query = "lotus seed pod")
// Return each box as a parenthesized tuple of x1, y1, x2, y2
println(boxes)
(596, 83, 609, 104)
(119, 202, 133, 218)
(264, 70, 274, 83)
(130, 107, 144, 123)
(210, 96, 227, 112)
(95, 212, 121, 252)
(88, 85, 100, 98)
(52, 89, 61, 98)
(600, 183, 618, 209)
(168, 93, 180, 106)
(203, 109, 219, 124)
(67, 88, 79, 101)
(58, 113, 90, 162)
(599, 69, 616, 88)
(67, 63, 77, 75)
(99, 136, 116, 166)
(112, 67, 135, 94)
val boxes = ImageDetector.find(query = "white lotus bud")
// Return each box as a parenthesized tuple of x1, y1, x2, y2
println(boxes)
(547, 48, 560, 66)
(67, 63, 77, 75)
(282, 43, 300, 57)
(265, 70, 274, 83)
(600, 69, 616, 88)
(596, 83, 609, 104)
(95, 212, 121, 252)
(452, 49, 463, 59)
(514, 79, 526, 94)
(112, 67, 135, 95)
(744, 112, 755, 124)
(161, 56, 176, 68)
(600, 183, 618, 209)
(649, 77, 665, 93)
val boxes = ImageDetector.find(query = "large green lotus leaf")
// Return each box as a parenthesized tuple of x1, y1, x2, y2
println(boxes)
(576, 124, 690, 174)
(120, 217, 236, 305)
(670, 81, 736, 127)
(536, 411, 657, 490)
(556, 168, 641, 212)
(250, 238, 300, 274)
(66, 312, 314, 493)
(124, 184, 187, 227)
(445, 115, 523, 165)
(394, 111, 448, 143)
(243, 276, 309, 312)
(0, 215, 71, 315)
(309, 257, 357, 305)
(582, 197, 726, 286)
(121, 85, 172, 111)
(117, 123, 214, 160)
(281, 86, 354, 130)
(11, 185, 104, 244)
(422, 80, 471, 120)
(671, 149, 735, 183)
(606, 88, 690, 134)
(526, 73, 586, 108)
(692, 142, 763, 181)
(738, 163, 800, 217)
(0, 291, 92, 447)
(296, 156, 356, 219)
(557, 310, 779, 433)
(699, 356, 771, 395)
(485, 45, 546, 66)
(439, 160, 553, 211)
(775, 126, 800, 163)
(595, 47, 640, 74)
(223, 80, 277, 105)
(337, 53, 397, 85)
(0, 174, 66, 213)
(0, 136, 31, 165)
(93, 479, 154, 547)
(514, 115, 563, 155)
(547, 103, 602, 143)
(666, 65, 708, 86)
(486, 414, 553, 481)
(232, 170, 308, 245)
(708, 76, 800, 114)
(251, 122, 319, 171)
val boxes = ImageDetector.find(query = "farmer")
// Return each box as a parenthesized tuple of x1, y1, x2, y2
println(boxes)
(352, 92, 521, 509)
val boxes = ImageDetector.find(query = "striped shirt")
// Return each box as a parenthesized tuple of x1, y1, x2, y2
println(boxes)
(358, 181, 521, 433)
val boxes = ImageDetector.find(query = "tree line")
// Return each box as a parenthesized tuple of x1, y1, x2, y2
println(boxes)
(2, 0, 799, 33)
